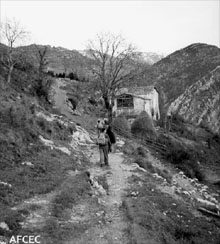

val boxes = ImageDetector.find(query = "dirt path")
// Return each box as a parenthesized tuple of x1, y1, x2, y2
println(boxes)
(52, 78, 70, 116)
(52, 78, 97, 130)
(67, 149, 137, 244)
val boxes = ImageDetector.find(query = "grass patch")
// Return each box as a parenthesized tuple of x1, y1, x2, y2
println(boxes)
(51, 172, 91, 219)
(0, 149, 78, 206)
(43, 217, 88, 243)
(0, 205, 29, 236)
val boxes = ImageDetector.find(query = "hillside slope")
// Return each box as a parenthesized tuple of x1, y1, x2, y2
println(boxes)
(140, 43, 220, 110)
(18, 44, 92, 79)
(156, 43, 220, 107)
(169, 66, 220, 134)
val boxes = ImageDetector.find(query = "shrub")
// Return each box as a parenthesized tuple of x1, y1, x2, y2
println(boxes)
(133, 146, 148, 158)
(51, 172, 91, 218)
(47, 70, 55, 77)
(33, 76, 54, 102)
(172, 113, 185, 125)
(112, 115, 130, 137)
(165, 143, 205, 181)
(131, 111, 158, 140)
(7, 99, 38, 141)
(68, 72, 79, 81)
(174, 225, 197, 241)
(166, 146, 191, 165)
(122, 141, 139, 155)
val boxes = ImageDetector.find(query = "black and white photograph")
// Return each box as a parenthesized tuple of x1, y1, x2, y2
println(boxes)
(0, 0, 220, 243)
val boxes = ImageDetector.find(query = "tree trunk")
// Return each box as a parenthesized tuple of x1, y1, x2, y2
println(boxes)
(108, 106, 113, 124)
(103, 94, 114, 122)
(7, 66, 13, 83)
(103, 94, 110, 110)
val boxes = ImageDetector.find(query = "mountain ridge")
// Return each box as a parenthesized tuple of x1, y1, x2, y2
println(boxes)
(138, 42, 220, 105)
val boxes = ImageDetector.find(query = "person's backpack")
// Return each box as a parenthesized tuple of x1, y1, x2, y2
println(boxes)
(106, 127, 116, 144)
(97, 133, 106, 146)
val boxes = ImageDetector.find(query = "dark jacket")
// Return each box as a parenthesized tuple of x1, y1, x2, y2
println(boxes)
(106, 126, 116, 144)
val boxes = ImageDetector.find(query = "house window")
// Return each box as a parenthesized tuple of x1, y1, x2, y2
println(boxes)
(117, 94, 134, 108)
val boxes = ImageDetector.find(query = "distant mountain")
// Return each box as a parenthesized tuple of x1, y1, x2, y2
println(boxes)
(79, 49, 164, 65)
(136, 52, 164, 64)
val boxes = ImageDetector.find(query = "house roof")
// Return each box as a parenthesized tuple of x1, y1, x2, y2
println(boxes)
(116, 86, 156, 96)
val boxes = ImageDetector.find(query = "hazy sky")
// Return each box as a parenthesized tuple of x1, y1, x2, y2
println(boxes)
(0, 0, 219, 55)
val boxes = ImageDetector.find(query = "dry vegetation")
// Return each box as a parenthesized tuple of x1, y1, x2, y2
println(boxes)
(0, 53, 92, 240)
(112, 114, 131, 136)
(131, 111, 158, 140)
(122, 140, 220, 244)
(123, 177, 220, 244)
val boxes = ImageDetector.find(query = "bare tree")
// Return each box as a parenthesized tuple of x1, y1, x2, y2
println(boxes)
(0, 18, 28, 83)
(34, 45, 48, 80)
(87, 33, 138, 121)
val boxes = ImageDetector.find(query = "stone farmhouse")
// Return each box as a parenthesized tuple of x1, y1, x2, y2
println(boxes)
(112, 86, 160, 120)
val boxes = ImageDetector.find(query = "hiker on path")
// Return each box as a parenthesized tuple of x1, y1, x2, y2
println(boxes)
(96, 119, 111, 166)
(104, 118, 116, 152)
(96, 127, 111, 167)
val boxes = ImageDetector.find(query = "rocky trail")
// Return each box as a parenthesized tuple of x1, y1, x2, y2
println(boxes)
(52, 78, 69, 116)
(67, 149, 139, 244)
